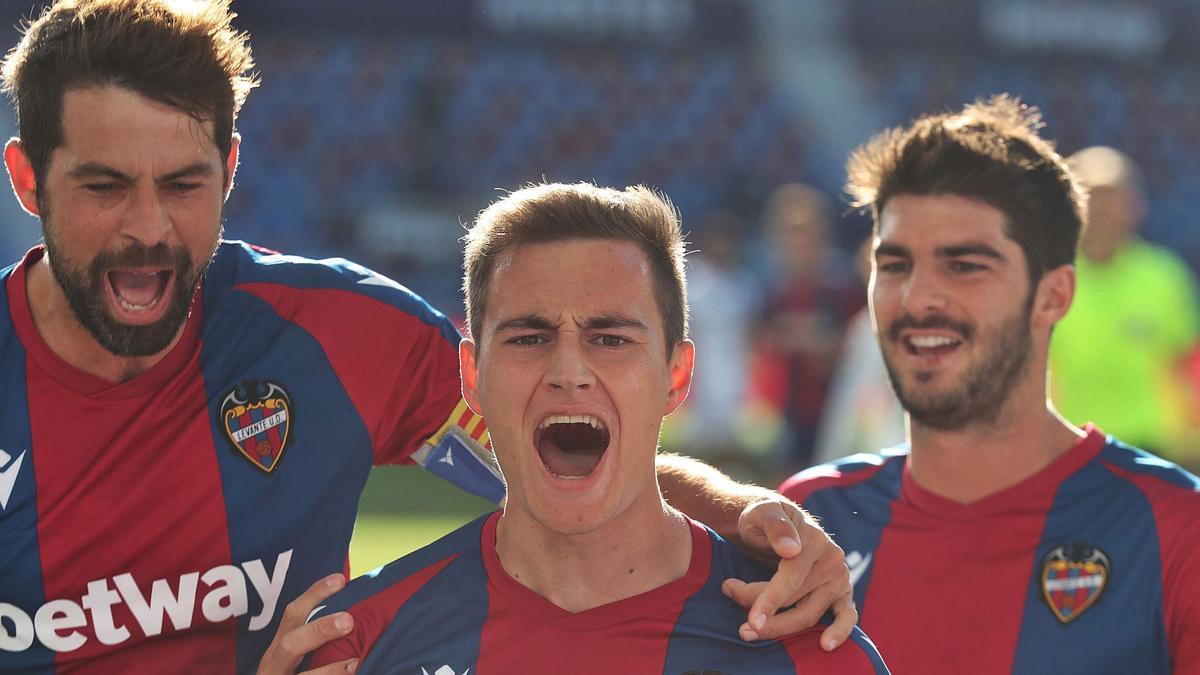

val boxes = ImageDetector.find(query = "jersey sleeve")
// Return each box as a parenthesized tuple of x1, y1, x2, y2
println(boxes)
(358, 288, 503, 503)
(308, 630, 363, 668)
(307, 554, 461, 668)
(408, 400, 505, 504)
(234, 264, 504, 503)
(1161, 493, 1200, 673)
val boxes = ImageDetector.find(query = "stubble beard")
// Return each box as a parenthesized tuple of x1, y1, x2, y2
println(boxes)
(882, 305, 1032, 432)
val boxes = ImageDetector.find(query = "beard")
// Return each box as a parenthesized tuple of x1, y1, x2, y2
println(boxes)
(43, 226, 214, 358)
(882, 304, 1032, 431)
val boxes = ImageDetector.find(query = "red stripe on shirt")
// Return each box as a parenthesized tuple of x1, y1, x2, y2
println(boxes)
(28, 347, 237, 672)
(236, 283, 461, 465)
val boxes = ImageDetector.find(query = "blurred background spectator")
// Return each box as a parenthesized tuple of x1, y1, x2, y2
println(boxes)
(811, 237, 906, 467)
(661, 211, 761, 472)
(3, 0, 1200, 478)
(1050, 146, 1200, 469)
(749, 183, 865, 472)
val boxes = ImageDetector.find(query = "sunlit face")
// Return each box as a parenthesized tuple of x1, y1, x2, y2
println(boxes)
(461, 239, 692, 536)
(870, 194, 1034, 430)
(31, 85, 233, 356)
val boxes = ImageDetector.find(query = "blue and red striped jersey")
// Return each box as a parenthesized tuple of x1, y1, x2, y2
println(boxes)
(780, 425, 1200, 674)
(309, 512, 891, 674)
(0, 242, 501, 673)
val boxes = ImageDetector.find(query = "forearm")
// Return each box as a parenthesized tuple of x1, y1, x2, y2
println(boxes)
(656, 452, 780, 544)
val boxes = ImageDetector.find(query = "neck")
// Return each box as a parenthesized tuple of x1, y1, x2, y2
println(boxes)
(25, 254, 186, 382)
(906, 375, 1085, 504)
(494, 492, 693, 613)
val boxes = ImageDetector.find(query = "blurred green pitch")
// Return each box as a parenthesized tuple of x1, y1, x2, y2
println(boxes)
(349, 465, 496, 577)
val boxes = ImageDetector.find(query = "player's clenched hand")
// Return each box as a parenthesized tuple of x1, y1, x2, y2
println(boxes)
(722, 499, 857, 650)
(256, 574, 358, 674)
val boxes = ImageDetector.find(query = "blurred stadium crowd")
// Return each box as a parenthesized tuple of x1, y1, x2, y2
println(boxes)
(3, 0, 1199, 480)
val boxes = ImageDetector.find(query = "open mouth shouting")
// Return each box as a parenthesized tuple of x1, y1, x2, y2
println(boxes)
(535, 414, 611, 479)
(104, 267, 176, 324)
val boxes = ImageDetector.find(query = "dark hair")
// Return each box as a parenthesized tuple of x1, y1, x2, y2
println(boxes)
(1, 0, 258, 186)
(463, 182, 689, 352)
(846, 94, 1085, 283)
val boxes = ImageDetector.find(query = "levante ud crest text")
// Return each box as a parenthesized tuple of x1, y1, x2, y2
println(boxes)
(220, 379, 293, 473)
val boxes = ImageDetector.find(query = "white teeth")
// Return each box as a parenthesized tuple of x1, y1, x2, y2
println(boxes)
(114, 296, 157, 311)
(539, 414, 605, 430)
(908, 335, 959, 348)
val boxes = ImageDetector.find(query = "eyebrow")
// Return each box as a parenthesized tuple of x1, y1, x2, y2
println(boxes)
(66, 162, 215, 183)
(66, 163, 132, 182)
(874, 241, 1006, 261)
(585, 314, 649, 332)
(493, 314, 556, 333)
(874, 242, 910, 259)
(160, 163, 216, 182)
(935, 243, 1005, 260)
(492, 313, 650, 333)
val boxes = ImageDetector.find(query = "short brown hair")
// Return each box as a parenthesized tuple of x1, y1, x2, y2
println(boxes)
(1, 0, 257, 186)
(846, 94, 1085, 283)
(463, 182, 689, 352)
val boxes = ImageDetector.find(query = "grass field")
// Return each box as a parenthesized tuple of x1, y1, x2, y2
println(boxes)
(348, 464, 495, 577)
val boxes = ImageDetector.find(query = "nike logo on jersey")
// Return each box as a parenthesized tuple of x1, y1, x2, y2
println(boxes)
(0, 449, 26, 510)
(0, 550, 292, 653)
(847, 550, 873, 587)
(422, 666, 470, 675)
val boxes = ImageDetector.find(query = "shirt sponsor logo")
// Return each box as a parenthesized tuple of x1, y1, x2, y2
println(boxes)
(422, 667, 470, 675)
(1041, 543, 1109, 624)
(220, 380, 293, 473)
(0, 550, 292, 653)
(0, 449, 26, 510)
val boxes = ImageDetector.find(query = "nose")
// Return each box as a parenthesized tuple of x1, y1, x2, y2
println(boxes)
(900, 265, 949, 316)
(120, 184, 172, 246)
(544, 337, 595, 391)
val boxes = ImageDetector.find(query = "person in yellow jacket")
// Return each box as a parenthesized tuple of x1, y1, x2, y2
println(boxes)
(1050, 146, 1200, 467)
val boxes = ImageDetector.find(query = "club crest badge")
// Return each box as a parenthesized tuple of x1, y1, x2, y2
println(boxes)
(220, 380, 293, 473)
(1041, 543, 1110, 624)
